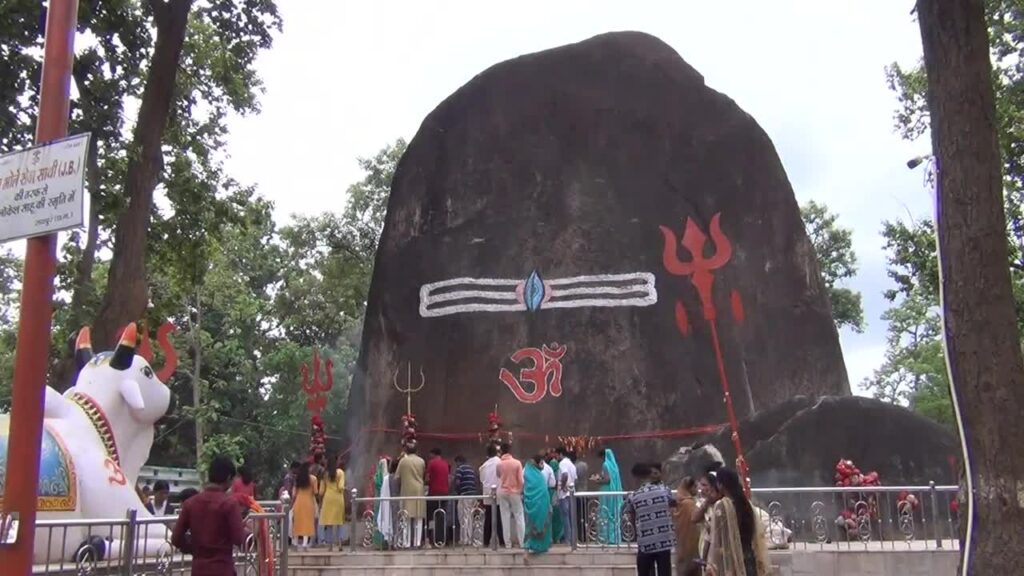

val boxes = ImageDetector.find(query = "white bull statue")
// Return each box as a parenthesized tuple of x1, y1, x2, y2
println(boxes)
(0, 323, 177, 564)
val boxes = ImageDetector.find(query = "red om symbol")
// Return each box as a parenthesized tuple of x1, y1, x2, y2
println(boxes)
(498, 343, 568, 403)
(104, 458, 127, 486)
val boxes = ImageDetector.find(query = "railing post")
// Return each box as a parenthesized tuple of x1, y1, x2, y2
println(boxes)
(122, 509, 137, 576)
(350, 488, 359, 553)
(489, 485, 498, 551)
(569, 484, 577, 551)
(929, 481, 942, 549)
(280, 493, 291, 576)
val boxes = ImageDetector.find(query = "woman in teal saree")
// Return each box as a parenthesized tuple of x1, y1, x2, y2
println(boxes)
(523, 455, 553, 554)
(595, 448, 623, 545)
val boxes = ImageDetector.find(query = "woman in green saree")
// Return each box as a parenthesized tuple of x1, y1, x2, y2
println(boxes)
(524, 454, 553, 554)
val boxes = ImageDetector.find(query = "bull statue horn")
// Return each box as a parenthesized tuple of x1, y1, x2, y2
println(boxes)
(74, 327, 93, 371)
(110, 323, 138, 371)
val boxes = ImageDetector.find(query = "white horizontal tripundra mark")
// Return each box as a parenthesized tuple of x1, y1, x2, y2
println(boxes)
(419, 272, 658, 317)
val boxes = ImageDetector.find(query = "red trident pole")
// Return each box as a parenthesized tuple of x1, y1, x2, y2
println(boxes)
(660, 212, 751, 494)
(1, 1, 79, 572)
(301, 349, 333, 459)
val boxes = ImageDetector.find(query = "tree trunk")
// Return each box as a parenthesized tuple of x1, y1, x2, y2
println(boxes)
(91, 0, 194, 348)
(52, 140, 102, 390)
(917, 0, 1024, 573)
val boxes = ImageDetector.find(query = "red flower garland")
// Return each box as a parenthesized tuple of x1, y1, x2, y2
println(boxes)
(400, 413, 418, 451)
(310, 414, 326, 460)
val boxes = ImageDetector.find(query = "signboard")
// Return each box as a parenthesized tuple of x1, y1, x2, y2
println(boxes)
(0, 133, 90, 244)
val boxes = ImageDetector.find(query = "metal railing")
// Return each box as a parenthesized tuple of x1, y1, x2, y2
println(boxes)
(351, 486, 500, 551)
(347, 483, 962, 554)
(751, 483, 961, 551)
(16, 483, 961, 574)
(28, 505, 289, 575)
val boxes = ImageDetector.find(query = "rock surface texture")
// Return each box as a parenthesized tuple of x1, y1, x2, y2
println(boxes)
(664, 396, 960, 488)
(347, 32, 850, 474)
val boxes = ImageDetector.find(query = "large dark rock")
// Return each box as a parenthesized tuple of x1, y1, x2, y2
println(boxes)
(347, 32, 849, 480)
(663, 396, 961, 488)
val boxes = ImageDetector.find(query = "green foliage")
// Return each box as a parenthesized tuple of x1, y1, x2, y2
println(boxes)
(800, 201, 865, 332)
(879, 220, 940, 302)
(0, 0, 42, 150)
(911, 377, 957, 429)
(866, 287, 948, 403)
(884, 62, 930, 142)
(0, 1, 282, 385)
(198, 432, 247, 480)
(0, 328, 14, 412)
(342, 139, 407, 257)
(0, 248, 20, 325)
(0, 0, 405, 492)
(145, 139, 402, 496)
(0, 248, 22, 411)
(863, 219, 954, 428)
(274, 138, 405, 347)
(886, 0, 1024, 332)
(880, 1, 1024, 428)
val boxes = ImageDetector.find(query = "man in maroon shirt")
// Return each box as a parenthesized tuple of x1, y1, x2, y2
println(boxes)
(172, 456, 246, 576)
(425, 447, 451, 546)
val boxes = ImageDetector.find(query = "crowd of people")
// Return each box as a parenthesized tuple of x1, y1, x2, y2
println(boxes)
(359, 442, 771, 576)
(366, 442, 619, 551)
(278, 452, 349, 550)
(153, 447, 773, 576)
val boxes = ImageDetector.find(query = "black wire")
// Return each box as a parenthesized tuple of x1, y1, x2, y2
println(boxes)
(215, 414, 345, 441)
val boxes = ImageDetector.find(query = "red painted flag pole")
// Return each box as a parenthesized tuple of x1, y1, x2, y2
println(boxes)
(0, 1, 79, 573)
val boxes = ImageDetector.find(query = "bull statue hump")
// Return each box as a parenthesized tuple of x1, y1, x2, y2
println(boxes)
(0, 323, 175, 564)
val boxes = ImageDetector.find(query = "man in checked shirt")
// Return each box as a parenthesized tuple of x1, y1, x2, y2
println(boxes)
(622, 462, 676, 576)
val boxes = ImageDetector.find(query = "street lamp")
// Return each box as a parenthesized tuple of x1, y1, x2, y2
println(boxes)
(907, 155, 932, 170)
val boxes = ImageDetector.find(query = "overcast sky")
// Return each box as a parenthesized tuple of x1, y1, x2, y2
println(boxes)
(222, 0, 930, 391)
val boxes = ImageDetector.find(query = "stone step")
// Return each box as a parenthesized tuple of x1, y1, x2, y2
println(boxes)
(289, 550, 787, 576)
(292, 549, 636, 567)
(290, 564, 785, 576)
(290, 566, 640, 576)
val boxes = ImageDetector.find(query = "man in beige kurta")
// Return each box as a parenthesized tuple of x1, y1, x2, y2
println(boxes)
(396, 445, 427, 548)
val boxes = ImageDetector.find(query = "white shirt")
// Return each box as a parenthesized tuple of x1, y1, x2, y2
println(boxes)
(557, 457, 577, 500)
(479, 456, 501, 493)
(541, 462, 557, 488)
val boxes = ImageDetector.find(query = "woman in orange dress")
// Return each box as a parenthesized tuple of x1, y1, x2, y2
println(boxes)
(291, 462, 319, 548)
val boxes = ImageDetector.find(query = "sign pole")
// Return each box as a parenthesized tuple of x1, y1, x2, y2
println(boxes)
(0, 1, 79, 572)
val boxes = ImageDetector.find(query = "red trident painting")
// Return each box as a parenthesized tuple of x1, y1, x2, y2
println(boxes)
(659, 212, 751, 492)
(301, 349, 334, 417)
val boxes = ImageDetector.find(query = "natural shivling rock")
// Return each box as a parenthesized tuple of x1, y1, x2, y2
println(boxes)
(347, 31, 849, 481)
(663, 396, 961, 488)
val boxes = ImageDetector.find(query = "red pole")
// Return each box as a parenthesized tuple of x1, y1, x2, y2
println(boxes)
(0, 1, 79, 573)
(708, 322, 751, 495)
